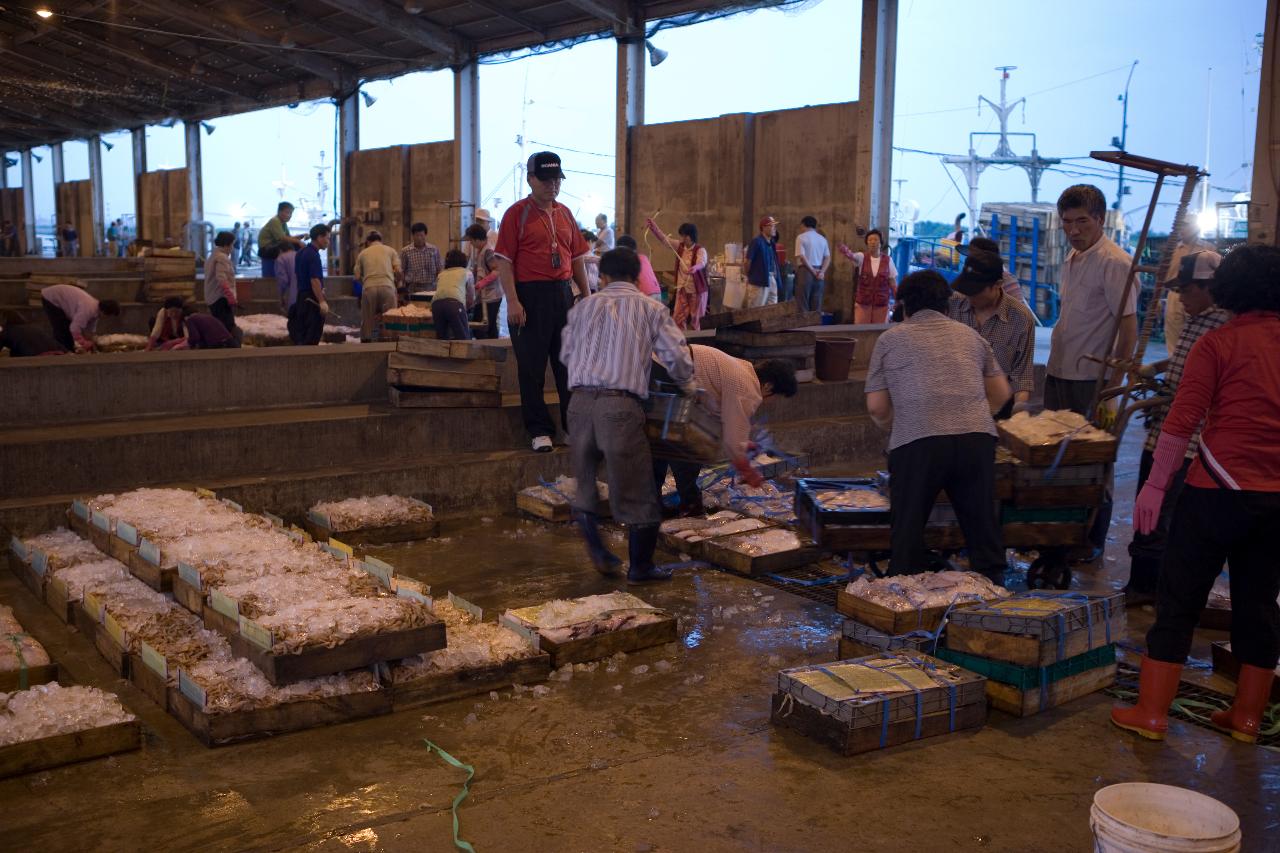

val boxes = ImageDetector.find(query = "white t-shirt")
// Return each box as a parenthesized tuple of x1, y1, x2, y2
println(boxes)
(596, 226, 615, 252)
(794, 230, 830, 272)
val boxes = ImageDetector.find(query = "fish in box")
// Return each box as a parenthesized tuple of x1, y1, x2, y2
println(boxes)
(770, 652, 988, 755)
(700, 527, 819, 576)
(503, 592, 676, 667)
(517, 476, 610, 521)
(306, 495, 438, 545)
(836, 572, 1010, 635)
(997, 410, 1117, 466)
(0, 683, 140, 777)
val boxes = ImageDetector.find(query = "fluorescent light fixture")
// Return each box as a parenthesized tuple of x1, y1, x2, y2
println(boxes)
(36, 8, 54, 19)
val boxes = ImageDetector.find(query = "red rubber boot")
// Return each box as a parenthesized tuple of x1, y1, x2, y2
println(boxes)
(1210, 664, 1276, 744)
(1111, 656, 1184, 741)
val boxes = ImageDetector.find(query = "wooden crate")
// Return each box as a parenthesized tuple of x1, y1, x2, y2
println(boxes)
(221, 621, 446, 687)
(170, 574, 204, 617)
(0, 662, 58, 694)
(127, 651, 170, 711)
(126, 548, 175, 592)
(397, 336, 508, 361)
(838, 618, 935, 660)
(770, 653, 988, 756)
(704, 301, 821, 333)
(0, 720, 141, 778)
(713, 329, 816, 349)
(89, 612, 130, 678)
(304, 501, 439, 547)
(45, 575, 76, 624)
(1012, 462, 1106, 508)
(388, 387, 503, 408)
(658, 516, 773, 560)
(1210, 641, 1280, 702)
(166, 681, 391, 747)
(8, 551, 45, 599)
(997, 423, 1117, 466)
(534, 617, 677, 668)
(837, 591, 961, 635)
(387, 366, 501, 392)
(25, 276, 87, 306)
(516, 486, 610, 522)
(390, 652, 552, 712)
(700, 528, 820, 577)
(943, 592, 1126, 667)
(936, 644, 1117, 717)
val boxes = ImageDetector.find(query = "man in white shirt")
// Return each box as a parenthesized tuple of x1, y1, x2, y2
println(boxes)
(594, 213, 615, 254)
(794, 216, 831, 312)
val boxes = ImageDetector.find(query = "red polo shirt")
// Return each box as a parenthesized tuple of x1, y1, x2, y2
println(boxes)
(494, 197, 590, 283)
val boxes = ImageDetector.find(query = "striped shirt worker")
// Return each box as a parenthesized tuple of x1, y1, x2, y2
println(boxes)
(1143, 307, 1230, 457)
(947, 291, 1037, 397)
(561, 280, 694, 398)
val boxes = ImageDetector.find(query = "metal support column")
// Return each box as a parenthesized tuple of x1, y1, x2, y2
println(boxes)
(88, 135, 105, 256)
(0, 156, 7, 190)
(20, 150, 36, 254)
(852, 0, 897, 320)
(1250, 0, 1279, 245)
(615, 21, 645, 234)
(454, 60, 480, 241)
(183, 121, 204, 250)
(131, 128, 147, 241)
(50, 143, 65, 251)
(337, 90, 359, 274)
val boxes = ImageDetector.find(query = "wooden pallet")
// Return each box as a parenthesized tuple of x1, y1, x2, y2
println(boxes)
(700, 529, 820, 577)
(524, 617, 677, 669)
(704, 301, 821, 333)
(388, 387, 503, 408)
(166, 681, 391, 747)
(713, 329, 816, 348)
(397, 336, 508, 361)
(387, 366, 501, 392)
(390, 652, 552, 712)
(943, 592, 1126, 667)
(0, 720, 141, 778)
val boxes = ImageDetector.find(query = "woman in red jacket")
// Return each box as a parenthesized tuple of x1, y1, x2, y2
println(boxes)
(1113, 244, 1280, 743)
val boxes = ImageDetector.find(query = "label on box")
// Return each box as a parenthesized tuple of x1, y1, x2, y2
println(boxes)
(264, 511, 284, 528)
(221, 498, 243, 513)
(72, 499, 90, 520)
(498, 614, 541, 651)
(177, 561, 202, 591)
(328, 537, 354, 557)
(195, 487, 216, 499)
(357, 559, 393, 589)
(115, 521, 139, 546)
(91, 510, 113, 533)
(9, 535, 27, 561)
(307, 509, 330, 529)
(210, 589, 239, 620)
(83, 592, 105, 623)
(140, 641, 167, 678)
(238, 616, 273, 651)
(448, 592, 483, 622)
(31, 549, 49, 578)
(104, 612, 126, 646)
(177, 669, 207, 707)
(393, 576, 430, 604)
(139, 538, 161, 566)
(320, 543, 348, 562)
(286, 526, 310, 543)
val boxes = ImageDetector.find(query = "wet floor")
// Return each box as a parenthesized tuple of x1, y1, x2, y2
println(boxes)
(0, 426, 1277, 852)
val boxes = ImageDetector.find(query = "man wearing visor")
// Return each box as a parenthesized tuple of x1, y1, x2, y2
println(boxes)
(495, 152, 593, 453)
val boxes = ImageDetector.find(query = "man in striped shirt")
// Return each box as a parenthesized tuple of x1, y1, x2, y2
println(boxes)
(1125, 250, 1229, 603)
(561, 247, 695, 584)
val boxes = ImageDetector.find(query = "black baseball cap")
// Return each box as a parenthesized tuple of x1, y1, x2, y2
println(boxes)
(952, 248, 1004, 295)
(527, 151, 565, 181)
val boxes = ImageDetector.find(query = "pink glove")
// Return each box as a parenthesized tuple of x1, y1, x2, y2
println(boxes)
(1133, 431, 1191, 535)
(733, 456, 764, 488)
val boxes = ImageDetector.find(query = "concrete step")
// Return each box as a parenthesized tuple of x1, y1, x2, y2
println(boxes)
(0, 278, 147, 305)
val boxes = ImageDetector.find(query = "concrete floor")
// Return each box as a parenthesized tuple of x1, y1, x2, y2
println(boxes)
(0, 426, 1276, 853)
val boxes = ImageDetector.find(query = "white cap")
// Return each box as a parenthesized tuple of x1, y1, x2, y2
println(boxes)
(475, 208, 492, 223)
(1177, 250, 1222, 282)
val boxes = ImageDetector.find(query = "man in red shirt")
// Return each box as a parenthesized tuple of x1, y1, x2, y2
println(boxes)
(495, 152, 592, 452)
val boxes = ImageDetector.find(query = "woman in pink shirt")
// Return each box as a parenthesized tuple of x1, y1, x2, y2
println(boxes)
(617, 235, 662, 301)
(647, 220, 709, 330)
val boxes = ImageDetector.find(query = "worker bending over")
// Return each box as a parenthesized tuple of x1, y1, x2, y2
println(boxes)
(653, 345, 798, 516)
(561, 247, 695, 584)
(40, 283, 120, 352)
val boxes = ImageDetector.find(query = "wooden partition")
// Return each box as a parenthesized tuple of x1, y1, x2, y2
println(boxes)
(345, 141, 456, 269)
(55, 179, 96, 257)
(0, 188, 26, 256)
(137, 168, 190, 246)
(628, 101, 861, 316)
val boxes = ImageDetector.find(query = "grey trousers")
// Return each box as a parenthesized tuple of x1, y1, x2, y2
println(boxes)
(568, 390, 661, 526)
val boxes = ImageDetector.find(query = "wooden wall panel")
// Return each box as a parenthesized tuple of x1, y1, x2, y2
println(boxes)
(55, 180, 95, 257)
(137, 168, 189, 246)
(347, 141, 455, 261)
(0, 189, 26, 255)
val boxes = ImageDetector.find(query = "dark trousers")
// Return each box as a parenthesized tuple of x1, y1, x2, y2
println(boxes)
(569, 391, 660, 526)
(209, 297, 239, 336)
(1044, 373, 1113, 551)
(1148, 486, 1280, 669)
(652, 458, 702, 509)
(432, 297, 471, 340)
(41, 298, 74, 351)
(888, 433, 1005, 581)
(1126, 448, 1192, 594)
(795, 268, 825, 313)
(481, 300, 502, 339)
(287, 298, 324, 345)
(511, 280, 574, 439)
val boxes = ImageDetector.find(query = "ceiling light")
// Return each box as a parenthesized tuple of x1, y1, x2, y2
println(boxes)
(36, 8, 54, 19)
(360, 91, 376, 108)
(31, 152, 44, 163)
(645, 40, 667, 67)
(403, 0, 423, 13)
(101, 140, 114, 151)
(201, 121, 216, 135)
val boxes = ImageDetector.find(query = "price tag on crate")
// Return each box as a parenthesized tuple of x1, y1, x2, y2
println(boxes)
(238, 616, 274, 651)
(393, 576, 430, 604)
(328, 537, 354, 557)
(177, 561, 202, 591)
(140, 641, 167, 679)
(221, 498, 243, 513)
(320, 543, 348, 562)
(307, 509, 330, 530)
(448, 592, 483, 622)
(498, 613, 541, 651)
(210, 589, 239, 620)
(177, 668, 207, 708)
(90, 510, 113, 533)
(83, 591, 105, 623)
(9, 535, 27, 561)
(31, 549, 49, 578)
(195, 487, 216, 499)
(285, 526, 310, 544)
(71, 499, 90, 520)
(357, 559, 393, 589)
(263, 511, 284, 528)
(104, 612, 126, 646)
(115, 520, 139, 547)
(139, 538, 161, 566)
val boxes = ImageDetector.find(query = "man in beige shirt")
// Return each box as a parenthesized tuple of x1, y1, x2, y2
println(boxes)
(353, 231, 402, 342)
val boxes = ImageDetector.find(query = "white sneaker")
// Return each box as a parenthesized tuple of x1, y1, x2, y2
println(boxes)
(532, 436, 553, 453)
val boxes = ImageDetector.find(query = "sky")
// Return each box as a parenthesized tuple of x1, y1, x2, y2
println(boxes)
(3, 0, 1266, 242)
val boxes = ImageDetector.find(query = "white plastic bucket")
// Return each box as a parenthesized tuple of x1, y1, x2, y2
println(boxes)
(1091, 783, 1241, 853)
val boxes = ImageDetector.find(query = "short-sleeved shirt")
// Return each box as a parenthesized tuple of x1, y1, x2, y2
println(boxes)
(401, 242, 442, 289)
(1048, 236, 1136, 380)
(865, 308, 1002, 451)
(596, 226, 615, 252)
(795, 230, 830, 272)
(495, 197, 590, 283)
(433, 267, 473, 305)
(354, 242, 400, 290)
(203, 250, 236, 305)
(258, 216, 289, 252)
(295, 244, 325, 300)
(636, 254, 661, 297)
(947, 291, 1037, 396)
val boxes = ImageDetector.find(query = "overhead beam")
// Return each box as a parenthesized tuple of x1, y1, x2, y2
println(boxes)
(565, 0, 634, 33)
(467, 0, 548, 38)
(314, 0, 463, 60)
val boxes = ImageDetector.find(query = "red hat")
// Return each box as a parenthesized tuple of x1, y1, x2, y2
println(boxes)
(759, 215, 778, 229)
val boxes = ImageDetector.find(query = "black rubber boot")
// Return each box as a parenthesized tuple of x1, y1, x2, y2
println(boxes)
(626, 524, 671, 584)
(573, 510, 622, 577)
